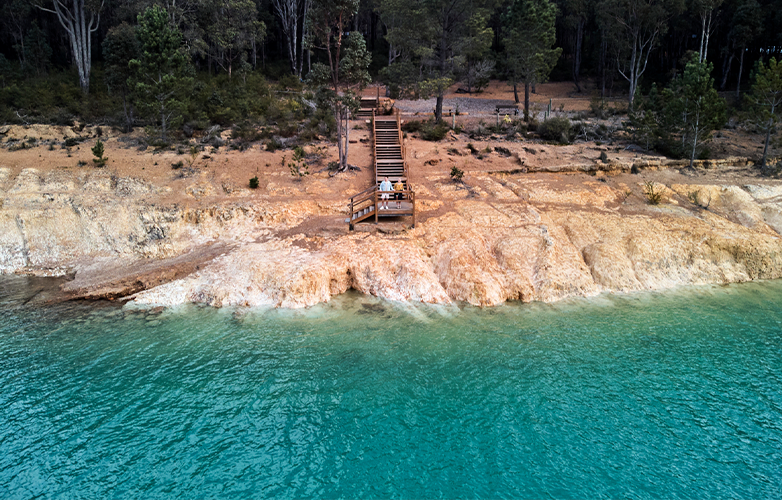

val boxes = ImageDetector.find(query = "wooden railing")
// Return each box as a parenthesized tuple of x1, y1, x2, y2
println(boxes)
(348, 187, 416, 230)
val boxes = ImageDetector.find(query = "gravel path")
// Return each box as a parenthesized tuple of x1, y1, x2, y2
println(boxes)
(395, 96, 518, 117)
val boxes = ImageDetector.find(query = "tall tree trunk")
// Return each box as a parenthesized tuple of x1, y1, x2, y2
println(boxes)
(689, 112, 700, 168)
(599, 35, 607, 98)
(573, 19, 584, 93)
(435, 95, 443, 123)
(762, 119, 772, 169)
(513, 82, 519, 104)
(627, 33, 639, 108)
(39, 0, 102, 94)
(524, 82, 530, 122)
(736, 47, 745, 98)
(336, 103, 345, 167)
(345, 108, 350, 167)
(720, 51, 734, 90)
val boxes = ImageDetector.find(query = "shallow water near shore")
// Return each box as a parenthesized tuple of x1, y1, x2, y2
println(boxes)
(2, 277, 781, 499)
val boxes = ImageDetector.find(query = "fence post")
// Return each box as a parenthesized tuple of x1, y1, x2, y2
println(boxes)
(349, 197, 354, 230)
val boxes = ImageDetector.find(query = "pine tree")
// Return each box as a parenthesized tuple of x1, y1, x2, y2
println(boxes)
(129, 5, 193, 143)
(747, 57, 782, 172)
(504, 0, 561, 122)
(661, 54, 726, 168)
(103, 22, 139, 132)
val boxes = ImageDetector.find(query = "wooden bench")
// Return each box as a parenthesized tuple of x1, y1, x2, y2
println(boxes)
(495, 105, 519, 116)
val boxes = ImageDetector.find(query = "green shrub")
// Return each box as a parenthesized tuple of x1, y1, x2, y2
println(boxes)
(266, 138, 283, 152)
(420, 121, 450, 141)
(286, 148, 309, 179)
(232, 122, 262, 142)
(450, 166, 464, 181)
(401, 120, 424, 133)
(249, 176, 259, 189)
(91, 139, 107, 167)
(537, 117, 572, 143)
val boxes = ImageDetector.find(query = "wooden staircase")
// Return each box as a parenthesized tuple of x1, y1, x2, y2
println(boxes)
(356, 97, 378, 119)
(348, 108, 415, 229)
(356, 87, 382, 119)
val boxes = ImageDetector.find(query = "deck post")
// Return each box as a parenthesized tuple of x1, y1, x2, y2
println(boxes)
(349, 197, 354, 231)
(412, 191, 416, 228)
(374, 190, 378, 223)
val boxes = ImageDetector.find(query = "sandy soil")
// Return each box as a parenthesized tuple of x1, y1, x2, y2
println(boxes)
(0, 79, 776, 232)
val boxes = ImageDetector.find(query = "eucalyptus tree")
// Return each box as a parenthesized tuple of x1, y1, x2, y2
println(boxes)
(747, 57, 782, 171)
(207, 0, 266, 78)
(307, 0, 371, 172)
(272, 0, 311, 77)
(1, 0, 32, 67)
(730, 0, 762, 97)
(37, 0, 105, 93)
(693, 0, 722, 62)
(504, 0, 561, 120)
(560, 0, 590, 92)
(598, 0, 681, 109)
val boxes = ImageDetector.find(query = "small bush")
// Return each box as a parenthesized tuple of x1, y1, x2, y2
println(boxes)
(495, 146, 512, 157)
(420, 121, 449, 141)
(589, 97, 618, 119)
(266, 138, 283, 152)
(64, 137, 81, 147)
(232, 122, 262, 142)
(599, 151, 608, 163)
(91, 139, 107, 167)
(643, 181, 663, 205)
(467, 143, 478, 154)
(401, 120, 424, 133)
(450, 166, 464, 182)
(286, 147, 308, 179)
(537, 117, 572, 143)
(249, 176, 259, 189)
(401, 119, 449, 141)
(171, 161, 183, 169)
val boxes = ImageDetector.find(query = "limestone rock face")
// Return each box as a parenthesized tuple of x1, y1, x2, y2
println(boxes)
(3, 166, 782, 308)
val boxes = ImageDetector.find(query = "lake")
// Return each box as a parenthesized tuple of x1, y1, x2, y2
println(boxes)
(1, 276, 781, 498)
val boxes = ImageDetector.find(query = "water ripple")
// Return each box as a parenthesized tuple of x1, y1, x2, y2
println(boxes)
(1, 281, 782, 498)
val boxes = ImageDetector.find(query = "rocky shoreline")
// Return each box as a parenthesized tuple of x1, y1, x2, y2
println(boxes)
(3, 157, 782, 309)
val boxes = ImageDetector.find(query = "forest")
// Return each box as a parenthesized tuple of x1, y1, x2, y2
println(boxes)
(1, 0, 782, 169)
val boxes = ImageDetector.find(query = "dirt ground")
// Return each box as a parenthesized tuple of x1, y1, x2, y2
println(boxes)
(0, 79, 777, 236)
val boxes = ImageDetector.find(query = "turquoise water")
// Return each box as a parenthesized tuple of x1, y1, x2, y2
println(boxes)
(1, 278, 781, 499)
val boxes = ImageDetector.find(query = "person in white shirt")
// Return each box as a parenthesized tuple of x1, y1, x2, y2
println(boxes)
(379, 177, 393, 210)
